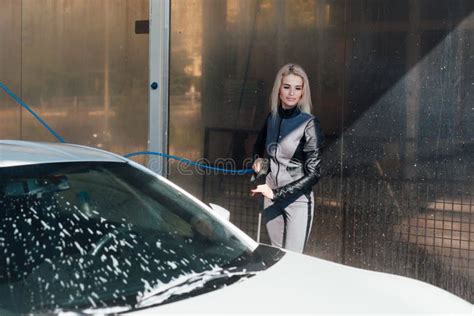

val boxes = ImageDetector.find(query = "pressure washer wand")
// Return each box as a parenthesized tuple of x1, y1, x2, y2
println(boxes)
(250, 158, 269, 243)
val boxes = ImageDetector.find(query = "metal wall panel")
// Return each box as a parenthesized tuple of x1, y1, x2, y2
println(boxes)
(0, 0, 149, 160)
(0, 0, 21, 139)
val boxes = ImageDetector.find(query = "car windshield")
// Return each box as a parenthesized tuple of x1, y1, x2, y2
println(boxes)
(0, 162, 282, 314)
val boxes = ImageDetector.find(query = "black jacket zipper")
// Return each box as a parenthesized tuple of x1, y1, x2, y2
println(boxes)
(274, 116, 283, 187)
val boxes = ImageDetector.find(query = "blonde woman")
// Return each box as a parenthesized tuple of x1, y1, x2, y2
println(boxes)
(251, 63, 324, 253)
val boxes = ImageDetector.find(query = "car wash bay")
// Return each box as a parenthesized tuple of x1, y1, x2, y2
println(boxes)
(0, 0, 473, 302)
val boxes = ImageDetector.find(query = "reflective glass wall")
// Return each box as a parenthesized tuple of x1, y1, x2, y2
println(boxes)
(0, 0, 21, 139)
(0, 0, 149, 158)
(170, 0, 474, 300)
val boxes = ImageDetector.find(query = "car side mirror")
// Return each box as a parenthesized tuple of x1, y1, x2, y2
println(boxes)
(208, 203, 230, 221)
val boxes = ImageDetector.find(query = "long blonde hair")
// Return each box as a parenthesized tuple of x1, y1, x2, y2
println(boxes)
(270, 63, 312, 116)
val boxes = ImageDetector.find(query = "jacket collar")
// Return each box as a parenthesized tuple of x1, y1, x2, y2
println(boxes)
(278, 104, 301, 119)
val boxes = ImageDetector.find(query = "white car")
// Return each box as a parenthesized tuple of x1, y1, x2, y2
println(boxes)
(0, 140, 472, 315)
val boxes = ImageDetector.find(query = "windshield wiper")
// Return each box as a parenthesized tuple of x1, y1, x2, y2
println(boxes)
(135, 268, 257, 309)
(36, 269, 255, 315)
(36, 305, 133, 316)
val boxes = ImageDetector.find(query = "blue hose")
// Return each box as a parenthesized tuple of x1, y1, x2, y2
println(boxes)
(1, 82, 253, 175)
(0, 82, 65, 143)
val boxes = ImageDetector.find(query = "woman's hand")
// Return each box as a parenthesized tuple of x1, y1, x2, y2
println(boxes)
(251, 184, 274, 200)
(252, 158, 263, 173)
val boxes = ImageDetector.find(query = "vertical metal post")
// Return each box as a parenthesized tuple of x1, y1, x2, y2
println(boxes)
(403, 0, 421, 179)
(340, 0, 349, 265)
(149, 0, 170, 176)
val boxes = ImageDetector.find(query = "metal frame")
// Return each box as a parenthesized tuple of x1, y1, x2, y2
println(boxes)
(148, 0, 170, 176)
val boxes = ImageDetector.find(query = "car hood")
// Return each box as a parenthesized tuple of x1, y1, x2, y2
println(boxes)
(132, 250, 473, 314)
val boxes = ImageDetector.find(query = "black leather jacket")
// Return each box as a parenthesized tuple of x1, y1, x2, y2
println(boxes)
(253, 106, 324, 201)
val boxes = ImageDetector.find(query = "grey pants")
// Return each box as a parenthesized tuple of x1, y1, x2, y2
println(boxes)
(263, 193, 314, 253)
